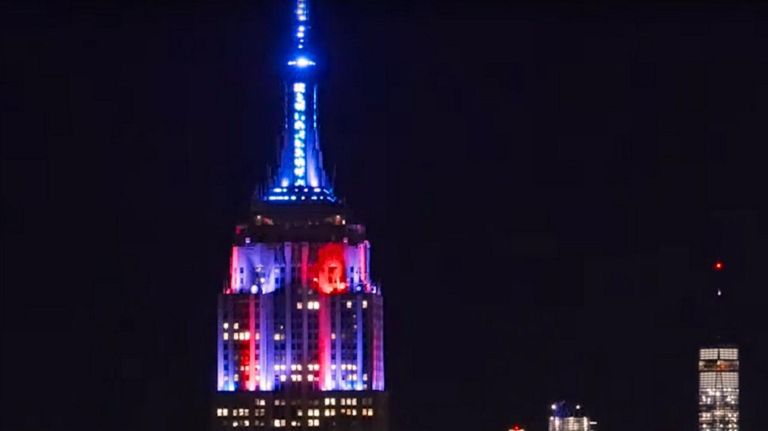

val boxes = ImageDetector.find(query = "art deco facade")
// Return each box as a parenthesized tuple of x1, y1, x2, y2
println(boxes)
(212, 1, 387, 429)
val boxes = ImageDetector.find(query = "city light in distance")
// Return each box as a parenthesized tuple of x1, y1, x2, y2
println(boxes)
(713, 260, 724, 271)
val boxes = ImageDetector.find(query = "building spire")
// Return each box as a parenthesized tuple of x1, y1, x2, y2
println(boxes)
(262, 0, 336, 204)
(294, 1, 310, 51)
(287, 0, 315, 67)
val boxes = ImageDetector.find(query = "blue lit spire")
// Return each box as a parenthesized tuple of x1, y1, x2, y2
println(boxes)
(264, 0, 336, 203)
(287, 0, 315, 67)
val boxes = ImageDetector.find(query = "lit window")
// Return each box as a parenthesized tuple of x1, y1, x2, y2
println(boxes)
(223, 322, 229, 329)
(346, 301, 352, 309)
(362, 300, 368, 309)
(223, 333, 229, 340)
(297, 302, 303, 310)
(233, 323, 239, 330)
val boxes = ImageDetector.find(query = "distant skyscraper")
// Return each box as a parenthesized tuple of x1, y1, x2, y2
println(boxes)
(698, 261, 739, 431)
(212, 1, 387, 430)
(698, 346, 739, 431)
(548, 401, 596, 431)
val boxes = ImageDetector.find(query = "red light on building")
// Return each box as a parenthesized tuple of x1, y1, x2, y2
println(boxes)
(314, 243, 348, 294)
(713, 261, 724, 271)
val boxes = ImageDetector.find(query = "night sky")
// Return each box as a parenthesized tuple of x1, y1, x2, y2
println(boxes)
(3, 1, 768, 431)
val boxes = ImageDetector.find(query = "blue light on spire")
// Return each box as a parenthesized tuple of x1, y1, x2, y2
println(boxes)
(287, 57, 315, 68)
(287, 1, 315, 68)
(294, 0, 310, 52)
(264, 0, 336, 204)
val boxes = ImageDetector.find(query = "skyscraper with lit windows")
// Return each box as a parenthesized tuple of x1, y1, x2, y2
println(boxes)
(212, 1, 388, 429)
(698, 263, 739, 431)
(548, 401, 596, 431)
(698, 346, 739, 431)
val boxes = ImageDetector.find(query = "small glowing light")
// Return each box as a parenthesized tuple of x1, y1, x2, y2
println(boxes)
(714, 261, 724, 271)
(288, 57, 315, 68)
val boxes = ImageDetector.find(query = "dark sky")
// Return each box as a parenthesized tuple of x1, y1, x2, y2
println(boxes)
(2, 1, 768, 431)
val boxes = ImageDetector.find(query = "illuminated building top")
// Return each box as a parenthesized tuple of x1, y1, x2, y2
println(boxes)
(264, 0, 335, 204)
(212, 2, 387, 429)
(548, 402, 596, 431)
(215, 0, 384, 397)
(698, 263, 739, 431)
(698, 347, 739, 431)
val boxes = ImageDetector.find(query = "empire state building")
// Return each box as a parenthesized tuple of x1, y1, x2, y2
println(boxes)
(212, 1, 388, 430)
